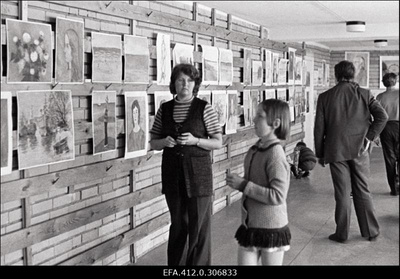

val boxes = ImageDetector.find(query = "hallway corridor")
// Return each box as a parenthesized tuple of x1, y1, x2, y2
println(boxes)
(133, 147, 399, 265)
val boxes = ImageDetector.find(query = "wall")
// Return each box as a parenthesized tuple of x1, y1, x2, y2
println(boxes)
(1, 1, 306, 265)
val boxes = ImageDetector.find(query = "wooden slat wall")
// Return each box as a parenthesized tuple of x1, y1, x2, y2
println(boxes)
(1, 1, 307, 265)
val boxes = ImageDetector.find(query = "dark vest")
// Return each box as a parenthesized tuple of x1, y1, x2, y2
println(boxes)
(160, 97, 213, 197)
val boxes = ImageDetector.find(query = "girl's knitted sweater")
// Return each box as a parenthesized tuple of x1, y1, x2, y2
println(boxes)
(240, 138, 290, 229)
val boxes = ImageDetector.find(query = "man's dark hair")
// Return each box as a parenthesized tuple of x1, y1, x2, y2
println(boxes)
(382, 72, 398, 88)
(334, 60, 355, 82)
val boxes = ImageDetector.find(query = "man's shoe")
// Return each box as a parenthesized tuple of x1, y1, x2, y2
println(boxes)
(328, 234, 347, 244)
(368, 233, 379, 242)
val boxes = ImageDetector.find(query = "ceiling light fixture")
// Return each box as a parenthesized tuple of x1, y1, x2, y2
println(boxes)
(346, 21, 366, 32)
(374, 40, 388, 48)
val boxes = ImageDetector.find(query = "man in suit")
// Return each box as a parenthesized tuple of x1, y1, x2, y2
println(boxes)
(314, 60, 388, 243)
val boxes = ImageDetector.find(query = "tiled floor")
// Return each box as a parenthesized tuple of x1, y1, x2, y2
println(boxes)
(133, 147, 399, 265)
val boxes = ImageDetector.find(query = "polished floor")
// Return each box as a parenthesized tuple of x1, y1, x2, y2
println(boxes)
(133, 147, 399, 265)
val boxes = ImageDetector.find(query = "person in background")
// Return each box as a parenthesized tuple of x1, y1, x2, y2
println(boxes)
(376, 72, 399, 196)
(314, 60, 388, 244)
(226, 99, 291, 266)
(149, 64, 222, 265)
(290, 141, 317, 179)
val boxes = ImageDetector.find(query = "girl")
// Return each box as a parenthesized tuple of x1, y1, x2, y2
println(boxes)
(226, 99, 291, 265)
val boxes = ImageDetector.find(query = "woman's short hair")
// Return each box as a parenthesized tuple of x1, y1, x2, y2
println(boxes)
(334, 60, 355, 81)
(261, 99, 290, 140)
(131, 99, 140, 127)
(169, 64, 201, 95)
(382, 72, 398, 87)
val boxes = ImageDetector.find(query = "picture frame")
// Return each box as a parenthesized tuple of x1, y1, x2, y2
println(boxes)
(345, 51, 370, 87)
(379, 55, 399, 89)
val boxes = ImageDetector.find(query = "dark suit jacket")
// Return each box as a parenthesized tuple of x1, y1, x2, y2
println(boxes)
(314, 81, 388, 163)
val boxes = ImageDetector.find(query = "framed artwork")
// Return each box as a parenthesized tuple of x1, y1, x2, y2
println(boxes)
(218, 48, 233, 86)
(294, 56, 303, 85)
(211, 90, 227, 127)
(345, 51, 369, 87)
(252, 60, 263, 86)
(124, 35, 149, 84)
(226, 90, 238, 134)
(379, 55, 399, 89)
(91, 32, 122, 83)
(55, 17, 84, 84)
(243, 48, 252, 85)
(7, 19, 52, 83)
(278, 58, 288, 85)
(125, 91, 148, 159)
(287, 47, 296, 85)
(264, 49, 272, 86)
(1, 91, 12, 176)
(243, 90, 251, 127)
(272, 53, 279, 86)
(249, 90, 259, 126)
(265, 89, 276, 100)
(157, 33, 171, 85)
(17, 90, 74, 170)
(197, 90, 211, 104)
(277, 88, 287, 102)
(201, 45, 219, 85)
(92, 91, 116, 155)
(154, 91, 173, 116)
(173, 43, 194, 67)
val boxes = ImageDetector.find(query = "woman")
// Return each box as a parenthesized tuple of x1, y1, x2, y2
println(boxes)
(128, 99, 145, 152)
(150, 64, 222, 265)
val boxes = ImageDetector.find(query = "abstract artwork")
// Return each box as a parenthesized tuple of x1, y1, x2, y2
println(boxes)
(211, 90, 227, 127)
(287, 47, 296, 85)
(345, 52, 369, 87)
(226, 90, 238, 134)
(243, 48, 252, 85)
(125, 91, 148, 159)
(91, 32, 122, 83)
(1, 91, 12, 176)
(7, 19, 52, 83)
(56, 17, 84, 84)
(264, 49, 273, 86)
(218, 48, 233, 86)
(379, 55, 399, 89)
(278, 58, 288, 85)
(92, 91, 116, 155)
(157, 33, 172, 85)
(173, 43, 194, 67)
(252, 60, 263, 86)
(201, 45, 219, 85)
(294, 56, 303, 85)
(154, 91, 173, 116)
(124, 35, 149, 84)
(272, 53, 279, 86)
(197, 90, 211, 104)
(17, 90, 74, 170)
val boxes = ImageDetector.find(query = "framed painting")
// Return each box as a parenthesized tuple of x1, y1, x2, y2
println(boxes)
(243, 48, 252, 85)
(379, 55, 399, 89)
(272, 53, 279, 86)
(7, 19, 52, 83)
(125, 91, 148, 159)
(345, 51, 369, 87)
(264, 49, 273, 86)
(124, 35, 149, 84)
(92, 32, 122, 83)
(1, 91, 12, 176)
(17, 90, 74, 170)
(157, 33, 171, 85)
(218, 48, 233, 86)
(55, 17, 84, 84)
(201, 45, 219, 85)
(197, 90, 211, 104)
(252, 60, 263, 86)
(278, 58, 288, 85)
(211, 90, 227, 127)
(173, 43, 194, 67)
(287, 47, 296, 85)
(226, 90, 238, 135)
(92, 91, 116, 155)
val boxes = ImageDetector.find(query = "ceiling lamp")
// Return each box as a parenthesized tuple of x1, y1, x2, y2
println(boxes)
(374, 40, 388, 47)
(346, 21, 366, 32)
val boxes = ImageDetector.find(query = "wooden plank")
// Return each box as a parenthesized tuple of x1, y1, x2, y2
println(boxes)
(58, 212, 170, 265)
(19, 0, 28, 21)
(1, 183, 162, 255)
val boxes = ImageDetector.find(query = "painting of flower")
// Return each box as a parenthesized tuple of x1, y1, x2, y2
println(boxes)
(7, 19, 52, 83)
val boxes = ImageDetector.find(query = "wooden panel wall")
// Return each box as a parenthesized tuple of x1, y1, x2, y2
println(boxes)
(1, 1, 306, 265)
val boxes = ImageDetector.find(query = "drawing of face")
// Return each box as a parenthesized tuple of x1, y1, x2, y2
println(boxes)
(132, 105, 139, 126)
(353, 56, 364, 71)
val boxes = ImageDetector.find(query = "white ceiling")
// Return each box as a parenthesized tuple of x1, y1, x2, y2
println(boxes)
(197, 1, 399, 51)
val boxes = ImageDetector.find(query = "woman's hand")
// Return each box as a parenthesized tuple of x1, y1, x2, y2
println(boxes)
(163, 136, 177, 148)
(226, 173, 247, 191)
(177, 132, 198, 146)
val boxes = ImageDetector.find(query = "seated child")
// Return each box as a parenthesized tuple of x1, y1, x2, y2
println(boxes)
(290, 142, 316, 179)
